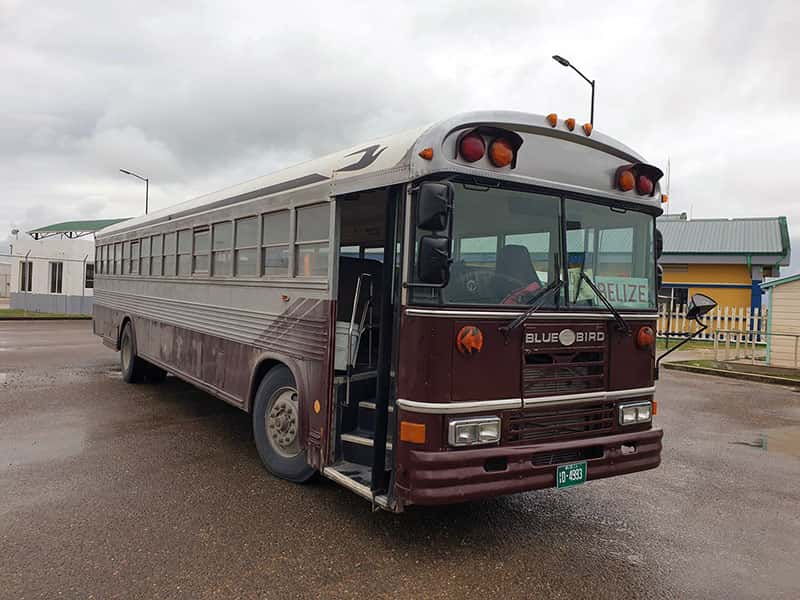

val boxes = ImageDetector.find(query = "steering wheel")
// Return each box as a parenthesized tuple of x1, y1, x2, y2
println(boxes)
(451, 269, 525, 302)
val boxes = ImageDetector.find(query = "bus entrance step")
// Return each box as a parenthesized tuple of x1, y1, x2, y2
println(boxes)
(341, 430, 392, 466)
(357, 400, 395, 434)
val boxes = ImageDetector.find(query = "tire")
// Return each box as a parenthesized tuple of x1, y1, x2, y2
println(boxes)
(119, 322, 146, 384)
(252, 365, 316, 483)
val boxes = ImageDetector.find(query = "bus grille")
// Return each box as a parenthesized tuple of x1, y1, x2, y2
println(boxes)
(523, 350, 606, 396)
(504, 401, 615, 444)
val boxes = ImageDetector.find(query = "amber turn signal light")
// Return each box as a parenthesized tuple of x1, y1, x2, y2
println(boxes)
(618, 169, 635, 192)
(400, 421, 426, 444)
(636, 326, 655, 349)
(418, 147, 433, 160)
(488, 138, 514, 168)
(546, 113, 557, 127)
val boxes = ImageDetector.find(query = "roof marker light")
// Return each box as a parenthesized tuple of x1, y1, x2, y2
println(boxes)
(583, 123, 593, 136)
(565, 118, 575, 131)
(546, 113, 557, 127)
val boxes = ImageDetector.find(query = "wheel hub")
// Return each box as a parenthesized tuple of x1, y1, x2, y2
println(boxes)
(266, 389, 300, 457)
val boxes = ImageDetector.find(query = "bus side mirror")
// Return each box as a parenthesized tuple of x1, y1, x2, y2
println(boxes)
(686, 293, 716, 321)
(417, 182, 453, 231)
(418, 236, 451, 285)
(655, 228, 663, 259)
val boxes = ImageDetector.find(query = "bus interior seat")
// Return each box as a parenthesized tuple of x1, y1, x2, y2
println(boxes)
(496, 244, 541, 286)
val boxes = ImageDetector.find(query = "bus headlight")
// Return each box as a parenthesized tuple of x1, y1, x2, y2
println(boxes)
(619, 401, 653, 426)
(448, 417, 501, 447)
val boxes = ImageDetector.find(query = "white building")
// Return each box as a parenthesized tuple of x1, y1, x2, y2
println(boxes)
(8, 219, 127, 314)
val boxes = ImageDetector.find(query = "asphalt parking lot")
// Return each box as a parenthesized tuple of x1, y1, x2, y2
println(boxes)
(1, 320, 799, 599)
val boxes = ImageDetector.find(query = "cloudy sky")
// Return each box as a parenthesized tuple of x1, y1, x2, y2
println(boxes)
(2, 0, 798, 269)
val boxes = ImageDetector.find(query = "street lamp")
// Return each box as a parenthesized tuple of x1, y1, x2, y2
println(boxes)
(552, 55, 595, 126)
(119, 169, 149, 214)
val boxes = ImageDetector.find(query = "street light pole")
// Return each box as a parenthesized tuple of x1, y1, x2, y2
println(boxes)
(552, 55, 595, 126)
(119, 169, 149, 214)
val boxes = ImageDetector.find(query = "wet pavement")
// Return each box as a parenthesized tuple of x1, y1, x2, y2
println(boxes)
(1, 320, 799, 599)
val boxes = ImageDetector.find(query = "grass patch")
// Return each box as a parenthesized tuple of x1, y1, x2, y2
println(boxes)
(656, 338, 715, 351)
(670, 359, 800, 382)
(0, 308, 90, 320)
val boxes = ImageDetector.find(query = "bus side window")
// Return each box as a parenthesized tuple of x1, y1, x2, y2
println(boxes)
(295, 204, 330, 277)
(262, 211, 290, 276)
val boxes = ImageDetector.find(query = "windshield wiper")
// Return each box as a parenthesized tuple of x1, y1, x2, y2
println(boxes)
(577, 272, 631, 335)
(499, 279, 564, 340)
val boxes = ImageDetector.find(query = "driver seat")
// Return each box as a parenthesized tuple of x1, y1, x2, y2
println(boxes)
(496, 244, 541, 287)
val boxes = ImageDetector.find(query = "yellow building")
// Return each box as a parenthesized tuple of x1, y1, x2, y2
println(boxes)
(658, 214, 790, 312)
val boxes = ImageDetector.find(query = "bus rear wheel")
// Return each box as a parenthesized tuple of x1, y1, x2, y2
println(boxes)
(252, 365, 316, 483)
(120, 322, 147, 383)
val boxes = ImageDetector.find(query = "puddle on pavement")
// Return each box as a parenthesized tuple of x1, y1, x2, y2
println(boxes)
(0, 415, 87, 470)
(733, 429, 800, 458)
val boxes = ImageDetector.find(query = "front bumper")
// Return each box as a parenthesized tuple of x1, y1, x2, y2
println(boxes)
(395, 428, 662, 506)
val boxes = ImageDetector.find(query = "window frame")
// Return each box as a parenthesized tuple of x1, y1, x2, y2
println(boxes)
(192, 227, 211, 275)
(85, 263, 94, 289)
(293, 203, 330, 278)
(211, 221, 233, 277)
(130, 240, 140, 275)
(19, 261, 33, 292)
(49, 261, 63, 294)
(261, 209, 291, 278)
(234, 216, 259, 278)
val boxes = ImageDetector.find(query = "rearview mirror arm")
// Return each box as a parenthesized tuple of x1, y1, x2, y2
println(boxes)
(654, 317, 709, 379)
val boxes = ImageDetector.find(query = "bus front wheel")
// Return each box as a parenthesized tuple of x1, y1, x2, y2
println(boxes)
(252, 365, 316, 483)
(120, 322, 147, 383)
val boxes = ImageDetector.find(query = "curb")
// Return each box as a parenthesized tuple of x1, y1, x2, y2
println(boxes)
(0, 316, 91, 321)
(663, 362, 800, 387)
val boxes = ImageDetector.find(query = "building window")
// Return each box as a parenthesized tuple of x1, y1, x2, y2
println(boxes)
(19, 261, 33, 292)
(164, 232, 177, 276)
(212, 222, 233, 276)
(85, 264, 95, 289)
(140, 237, 150, 276)
(151, 234, 163, 276)
(95, 247, 101, 275)
(235, 216, 258, 277)
(295, 204, 330, 277)
(130, 240, 140, 275)
(262, 210, 290, 276)
(49, 262, 63, 294)
(192, 228, 210, 274)
(99, 245, 106, 275)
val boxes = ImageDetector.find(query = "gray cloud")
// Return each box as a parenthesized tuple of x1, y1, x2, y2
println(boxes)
(1, 0, 798, 271)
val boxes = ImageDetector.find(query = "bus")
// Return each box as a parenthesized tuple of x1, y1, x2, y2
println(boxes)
(94, 110, 666, 512)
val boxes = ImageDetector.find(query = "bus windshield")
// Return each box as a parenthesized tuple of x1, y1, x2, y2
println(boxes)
(411, 182, 656, 310)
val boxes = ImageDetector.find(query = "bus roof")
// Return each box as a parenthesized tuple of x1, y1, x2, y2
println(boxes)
(100, 110, 655, 238)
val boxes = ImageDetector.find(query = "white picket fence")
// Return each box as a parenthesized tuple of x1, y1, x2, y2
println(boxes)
(657, 304, 767, 343)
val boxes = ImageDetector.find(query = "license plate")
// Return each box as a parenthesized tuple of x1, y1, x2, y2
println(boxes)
(556, 461, 587, 488)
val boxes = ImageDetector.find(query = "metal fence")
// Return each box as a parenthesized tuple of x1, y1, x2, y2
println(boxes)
(658, 304, 767, 343)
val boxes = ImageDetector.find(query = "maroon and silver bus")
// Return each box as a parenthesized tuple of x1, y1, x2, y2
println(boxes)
(94, 111, 668, 511)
